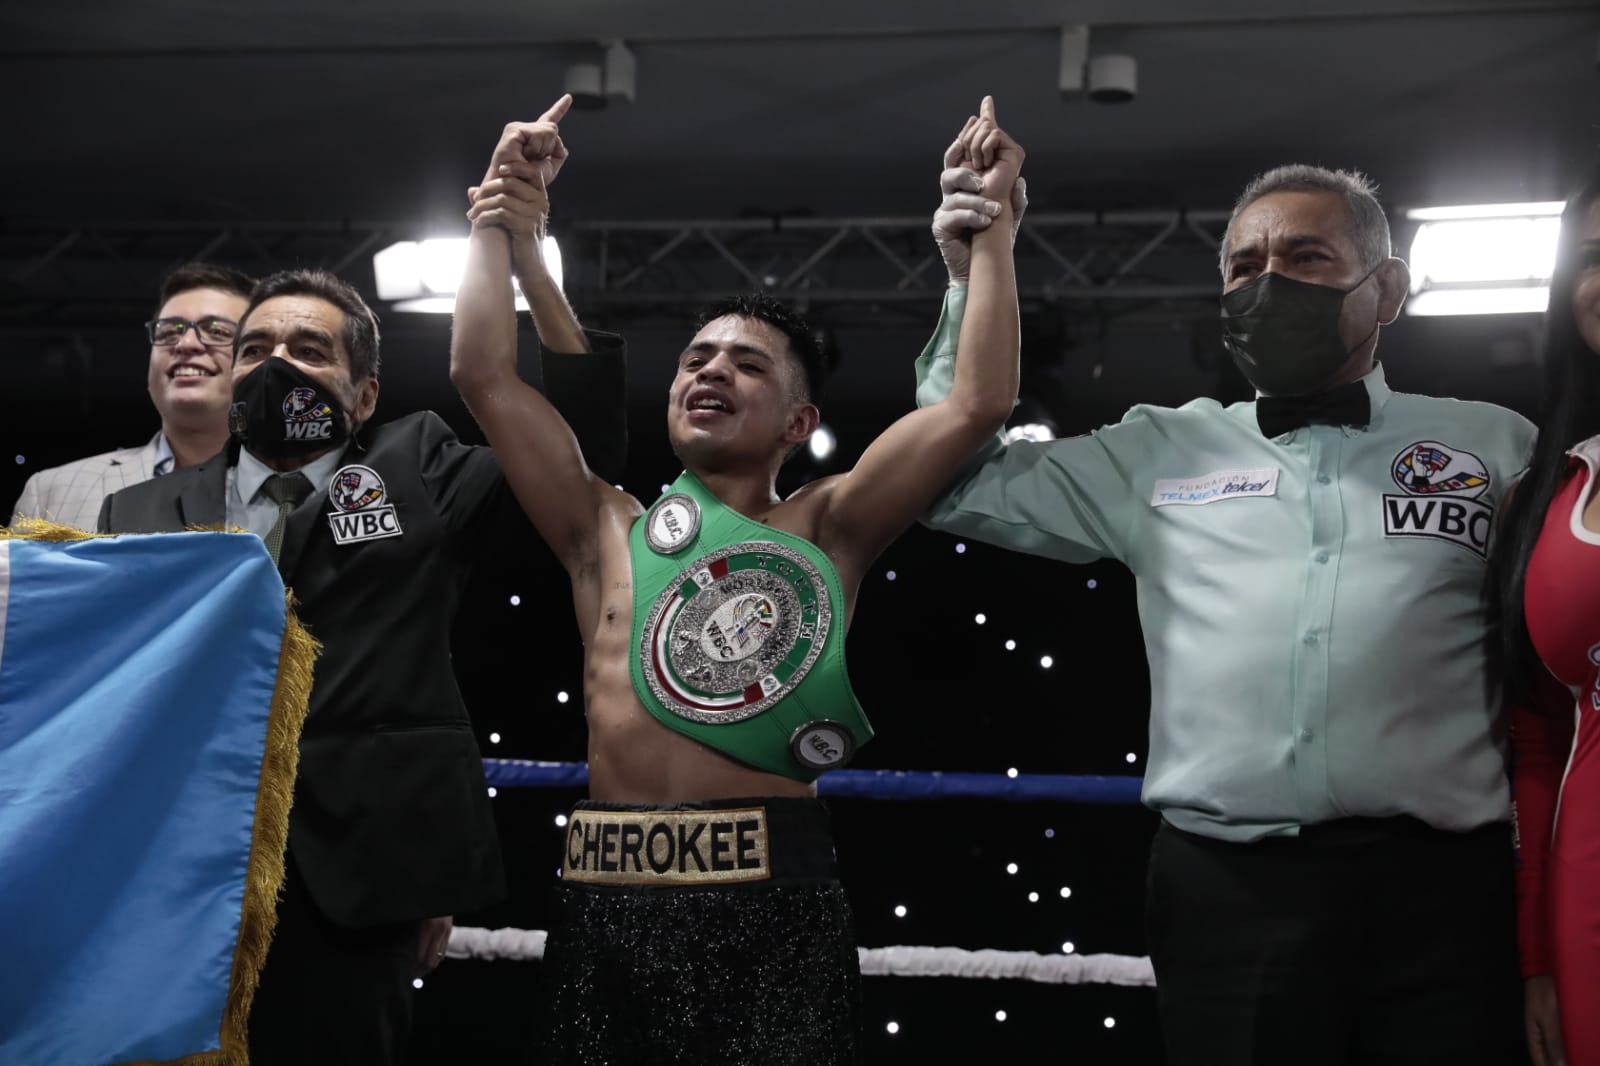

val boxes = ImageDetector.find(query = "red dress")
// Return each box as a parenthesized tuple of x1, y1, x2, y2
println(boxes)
(1518, 440, 1600, 1062)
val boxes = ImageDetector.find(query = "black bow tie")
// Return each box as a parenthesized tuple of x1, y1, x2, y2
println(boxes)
(1255, 381, 1371, 439)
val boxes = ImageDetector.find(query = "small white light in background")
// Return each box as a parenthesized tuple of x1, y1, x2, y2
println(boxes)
(509, 595, 521, 606)
(1061, 941, 1075, 954)
(487, 787, 497, 797)
(885, 570, 897, 581)
(489, 732, 501, 744)
(413, 978, 425, 989)
(975, 613, 987, 625)
(1104, 1017, 1116, 1029)
(1028, 891, 1039, 902)
(1005, 639, 1016, 651)
(557, 691, 570, 704)
(555, 813, 569, 827)
(1044, 828, 1055, 839)
(1126, 752, 1138, 764)
(995, 1010, 1008, 1022)
(955, 543, 967, 554)
(1006, 862, 1019, 875)
(1087, 578, 1098, 589)
(1059, 886, 1072, 898)
(1006, 767, 1019, 778)
(894, 904, 907, 918)
(1003, 422, 1056, 444)
(1040, 655, 1054, 669)
(808, 424, 837, 462)
(886, 1021, 901, 1035)
(13, 455, 23, 465)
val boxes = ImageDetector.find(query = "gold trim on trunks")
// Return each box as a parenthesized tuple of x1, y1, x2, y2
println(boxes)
(562, 806, 771, 886)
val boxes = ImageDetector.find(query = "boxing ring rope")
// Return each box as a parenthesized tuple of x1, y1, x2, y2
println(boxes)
(482, 759, 1145, 804)
(448, 759, 1157, 987)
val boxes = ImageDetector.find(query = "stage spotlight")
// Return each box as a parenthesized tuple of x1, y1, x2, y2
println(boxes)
(374, 236, 563, 312)
(1406, 201, 1560, 316)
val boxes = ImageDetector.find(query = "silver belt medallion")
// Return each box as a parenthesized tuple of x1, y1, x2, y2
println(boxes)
(639, 541, 833, 724)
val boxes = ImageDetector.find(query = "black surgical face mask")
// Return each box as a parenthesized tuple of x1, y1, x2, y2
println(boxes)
(229, 358, 350, 458)
(1220, 266, 1380, 396)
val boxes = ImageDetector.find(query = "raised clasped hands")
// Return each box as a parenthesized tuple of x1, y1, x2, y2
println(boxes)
(933, 95, 1028, 287)
(467, 94, 573, 277)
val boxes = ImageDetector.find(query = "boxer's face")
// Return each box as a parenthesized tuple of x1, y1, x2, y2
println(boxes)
(667, 314, 818, 470)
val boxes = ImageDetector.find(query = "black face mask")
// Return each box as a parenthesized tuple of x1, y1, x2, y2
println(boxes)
(1220, 266, 1380, 396)
(229, 358, 350, 458)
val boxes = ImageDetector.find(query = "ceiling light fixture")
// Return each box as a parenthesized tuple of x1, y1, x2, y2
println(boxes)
(1405, 202, 1562, 317)
(565, 40, 635, 110)
(1059, 25, 1136, 104)
(373, 236, 563, 313)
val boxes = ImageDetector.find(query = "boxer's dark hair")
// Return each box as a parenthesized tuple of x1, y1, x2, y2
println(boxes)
(695, 292, 834, 403)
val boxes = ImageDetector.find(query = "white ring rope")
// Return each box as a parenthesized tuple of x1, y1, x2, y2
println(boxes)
(446, 926, 1155, 987)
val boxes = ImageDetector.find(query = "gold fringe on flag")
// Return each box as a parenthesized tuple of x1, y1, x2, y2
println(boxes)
(4, 521, 318, 1066)
(200, 592, 317, 1066)
(0, 517, 116, 541)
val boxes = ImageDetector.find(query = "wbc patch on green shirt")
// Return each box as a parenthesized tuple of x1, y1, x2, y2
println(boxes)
(1381, 440, 1494, 557)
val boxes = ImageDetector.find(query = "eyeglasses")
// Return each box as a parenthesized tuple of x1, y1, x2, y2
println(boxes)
(146, 316, 238, 347)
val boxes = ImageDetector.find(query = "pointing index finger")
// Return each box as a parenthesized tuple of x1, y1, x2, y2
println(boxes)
(539, 94, 574, 125)
(979, 95, 997, 125)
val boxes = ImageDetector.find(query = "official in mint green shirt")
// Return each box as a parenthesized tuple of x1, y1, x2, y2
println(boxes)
(924, 162, 1533, 1066)
(917, 286, 1533, 842)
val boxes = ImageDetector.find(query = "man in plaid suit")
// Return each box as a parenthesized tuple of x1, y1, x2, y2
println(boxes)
(9, 262, 254, 530)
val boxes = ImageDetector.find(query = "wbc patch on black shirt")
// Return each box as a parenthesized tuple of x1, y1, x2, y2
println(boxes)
(327, 464, 404, 545)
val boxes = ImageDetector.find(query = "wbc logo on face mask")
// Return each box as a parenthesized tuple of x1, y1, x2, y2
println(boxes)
(283, 386, 336, 441)
(326, 464, 404, 545)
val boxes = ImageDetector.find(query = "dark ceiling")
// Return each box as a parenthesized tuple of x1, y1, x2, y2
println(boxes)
(4, 0, 1596, 220)
(2, 0, 1596, 443)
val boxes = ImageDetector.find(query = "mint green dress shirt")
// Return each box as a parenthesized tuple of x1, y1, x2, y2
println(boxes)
(917, 287, 1536, 842)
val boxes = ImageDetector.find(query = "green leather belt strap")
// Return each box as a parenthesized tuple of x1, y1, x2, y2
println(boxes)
(628, 471, 873, 782)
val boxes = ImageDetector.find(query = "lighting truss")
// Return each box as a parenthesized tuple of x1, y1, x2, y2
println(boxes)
(0, 210, 1230, 330)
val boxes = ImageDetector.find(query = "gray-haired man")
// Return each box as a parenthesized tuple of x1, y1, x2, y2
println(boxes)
(918, 164, 1529, 1065)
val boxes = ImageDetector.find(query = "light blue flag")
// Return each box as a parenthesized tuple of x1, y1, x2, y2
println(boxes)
(0, 530, 311, 1066)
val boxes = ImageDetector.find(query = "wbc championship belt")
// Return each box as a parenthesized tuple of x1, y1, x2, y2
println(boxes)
(628, 472, 873, 782)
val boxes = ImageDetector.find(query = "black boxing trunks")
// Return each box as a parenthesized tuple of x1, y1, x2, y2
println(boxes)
(534, 796, 861, 1065)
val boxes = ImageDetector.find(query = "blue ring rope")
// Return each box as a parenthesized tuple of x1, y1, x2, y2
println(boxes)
(483, 759, 1143, 804)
